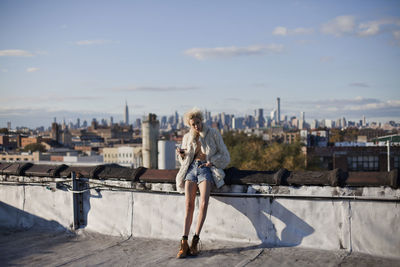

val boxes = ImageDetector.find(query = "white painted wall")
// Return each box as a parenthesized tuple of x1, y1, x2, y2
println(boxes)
(1, 184, 399, 259)
(0, 185, 73, 231)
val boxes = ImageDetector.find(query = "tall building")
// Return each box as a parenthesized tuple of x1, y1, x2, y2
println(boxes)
(342, 117, 347, 128)
(299, 112, 305, 130)
(51, 122, 60, 142)
(311, 119, 318, 129)
(270, 109, 276, 122)
(124, 101, 129, 126)
(255, 108, 265, 128)
(277, 97, 281, 125)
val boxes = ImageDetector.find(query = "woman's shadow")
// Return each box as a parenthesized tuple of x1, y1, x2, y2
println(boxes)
(201, 194, 315, 255)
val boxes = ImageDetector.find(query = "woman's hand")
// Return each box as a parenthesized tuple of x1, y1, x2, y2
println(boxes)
(176, 148, 186, 159)
(199, 161, 213, 168)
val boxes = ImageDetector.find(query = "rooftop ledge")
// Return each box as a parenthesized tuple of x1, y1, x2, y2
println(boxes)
(1, 162, 399, 201)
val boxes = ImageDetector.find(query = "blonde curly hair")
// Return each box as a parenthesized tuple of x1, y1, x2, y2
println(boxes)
(184, 107, 204, 127)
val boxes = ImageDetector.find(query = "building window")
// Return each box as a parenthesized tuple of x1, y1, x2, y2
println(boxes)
(394, 156, 399, 169)
(347, 156, 378, 171)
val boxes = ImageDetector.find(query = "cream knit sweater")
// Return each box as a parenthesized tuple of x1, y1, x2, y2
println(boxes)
(175, 125, 230, 193)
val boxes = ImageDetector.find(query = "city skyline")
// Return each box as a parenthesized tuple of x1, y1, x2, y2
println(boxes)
(4, 101, 395, 130)
(1, 0, 400, 128)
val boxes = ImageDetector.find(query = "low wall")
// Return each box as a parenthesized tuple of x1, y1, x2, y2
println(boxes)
(0, 176, 399, 259)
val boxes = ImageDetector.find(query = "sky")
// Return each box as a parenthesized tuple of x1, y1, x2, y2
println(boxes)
(0, 0, 400, 128)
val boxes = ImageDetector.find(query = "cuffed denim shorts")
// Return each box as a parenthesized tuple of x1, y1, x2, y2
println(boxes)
(184, 160, 213, 185)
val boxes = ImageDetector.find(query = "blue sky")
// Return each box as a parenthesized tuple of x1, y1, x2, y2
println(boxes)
(1, 0, 399, 128)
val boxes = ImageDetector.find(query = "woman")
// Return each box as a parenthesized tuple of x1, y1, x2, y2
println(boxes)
(175, 108, 230, 258)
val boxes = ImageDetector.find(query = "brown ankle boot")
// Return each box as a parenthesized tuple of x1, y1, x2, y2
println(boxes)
(176, 239, 189, 258)
(190, 235, 200, 256)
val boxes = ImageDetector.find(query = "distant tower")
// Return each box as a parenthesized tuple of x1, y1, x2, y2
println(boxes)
(277, 97, 281, 125)
(362, 115, 366, 127)
(299, 111, 305, 129)
(255, 108, 264, 128)
(142, 114, 159, 169)
(7, 121, 11, 130)
(51, 122, 60, 142)
(124, 101, 129, 126)
(270, 109, 277, 122)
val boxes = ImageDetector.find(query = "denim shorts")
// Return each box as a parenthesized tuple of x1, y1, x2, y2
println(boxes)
(184, 160, 213, 185)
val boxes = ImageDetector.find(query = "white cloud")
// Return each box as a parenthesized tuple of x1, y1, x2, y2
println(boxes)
(393, 30, 400, 40)
(320, 56, 333, 62)
(284, 97, 400, 121)
(1, 68, 8, 73)
(74, 39, 119, 46)
(112, 86, 199, 92)
(0, 49, 34, 57)
(273, 26, 288, 36)
(0, 95, 101, 103)
(321, 15, 356, 37)
(184, 44, 284, 60)
(348, 99, 400, 111)
(273, 26, 314, 36)
(321, 16, 400, 39)
(358, 21, 380, 37)
(349, 82, 370, 88)
(26, 67, 39, 73)
(358, 18, 400, 37)
(292, 27, 314, 35)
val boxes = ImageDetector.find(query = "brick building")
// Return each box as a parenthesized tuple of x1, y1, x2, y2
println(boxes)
(306, 146, 400, 171)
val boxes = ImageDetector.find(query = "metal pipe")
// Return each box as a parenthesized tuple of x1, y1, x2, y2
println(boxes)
(1, 180, 399, 202)
(72, 171, 79, 230)
(209, 192, 400, 202)
(387, 140, 391, 172)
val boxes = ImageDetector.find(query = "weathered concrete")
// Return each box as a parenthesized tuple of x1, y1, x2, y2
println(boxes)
(0, 229, 399, 267)
(1, 182, 399, 259)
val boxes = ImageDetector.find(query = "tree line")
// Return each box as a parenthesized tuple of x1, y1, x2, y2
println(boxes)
(222, 132, 307, 171)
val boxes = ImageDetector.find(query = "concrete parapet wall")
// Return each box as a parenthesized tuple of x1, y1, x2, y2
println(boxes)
(0, 177, 399, 259)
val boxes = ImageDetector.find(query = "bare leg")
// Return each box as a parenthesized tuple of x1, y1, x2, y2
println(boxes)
(183, 180, 198, 236)
(194, 180, 211, 235)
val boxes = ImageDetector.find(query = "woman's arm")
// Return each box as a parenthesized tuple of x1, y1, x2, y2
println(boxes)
(209, 129, 230, 169)
(177, 134, 188, 165)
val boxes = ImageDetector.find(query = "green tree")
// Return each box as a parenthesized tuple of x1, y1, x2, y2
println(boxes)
(23, 143, 46, 152)
(223, 132, 266, 169)
(223, 132, 306, 171)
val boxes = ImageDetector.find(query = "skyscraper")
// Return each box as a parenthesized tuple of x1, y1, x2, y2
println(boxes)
(255, 108, 265, 128)
(124, 101, 129, 126)
(299, 111, 305, 129)
(277, 97, 281, 125)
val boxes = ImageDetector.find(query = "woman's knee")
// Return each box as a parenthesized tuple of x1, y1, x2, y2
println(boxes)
(199, 199, 209, 212)
(185, 200, 195, 212)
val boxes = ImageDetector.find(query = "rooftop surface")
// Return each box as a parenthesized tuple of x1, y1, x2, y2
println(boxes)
(1, 229, 399, 267)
